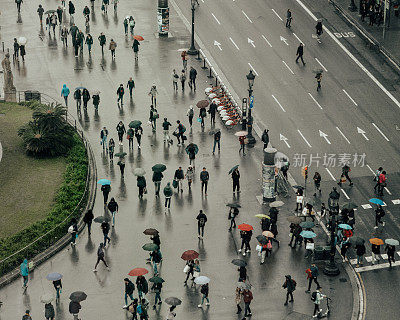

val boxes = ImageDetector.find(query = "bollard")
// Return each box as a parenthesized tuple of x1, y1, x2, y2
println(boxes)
(262, 147, 277, 202)
(201, 58, 208, 69)
(215, 76, 218, 87)
(195, 50, 202, 61)
(208, 67, 213, 79)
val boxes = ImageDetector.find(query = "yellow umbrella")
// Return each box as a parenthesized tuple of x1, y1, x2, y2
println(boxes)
(255, 214, 270, 219)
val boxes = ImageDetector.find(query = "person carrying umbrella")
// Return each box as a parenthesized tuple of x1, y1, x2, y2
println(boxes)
(231, 167, 240, 193)
(61, 84, 70, 106)
(94, 242, 109, 272)
(374, 205, 385, 229)
(137, 175, 147, 198)
(69, 300, 81, 319)
(101, 220, 111, 247)
(238, 230, 252, 256)
(53, 277, 63, 301)
(44, 301, 55, 320)
(163, 182, 173, 211)
(229, 207, 239, 231)
(107, 197, 119, 227)
(153, 169, 164, 197)
(123, 278, 135, 308)
(184, 259, 195, 285)
(174, 167, 184, 192)
(282, 275, 296, 306)
(196, 210, 207, 239)
(167, 306, 177, 319)
(135, 125, 143, 149)
(132, 38, 140, 61)
(151, 280, 163, 309)
(101, 182, 111, 204)
(82, 88, 90, 110)
(127, 127, 134, 149)
(150, 248, 162, 275)
(186, 143, 197, 167)
(198, 283, 210, 308)
(288, 223, 302, 248)
(371, 240, 382, 264)
(199, 107, 207, 128)
(385, 242, 396, 268)
(98, 32, 106, 54)
(136, 275, 148, 299)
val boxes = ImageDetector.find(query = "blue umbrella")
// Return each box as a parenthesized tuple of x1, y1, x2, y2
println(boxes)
(97, 179, 111, 185)
(338, 224, 352, 230)
(369, 198, 384, 206)
(46, 272, 63, 281)
(300, 231, 316, 239)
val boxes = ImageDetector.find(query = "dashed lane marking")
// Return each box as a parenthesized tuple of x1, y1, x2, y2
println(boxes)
(315, 57, 327, 72)
(242, 10, 253, 23)
(272, 94, 286, 112)
(372, 123, 390, 141)
(336, 126, 351, 144)
(343, 89, 358, 106)
(211, 13, 221, 25)
(282, 61, 294, 74)
(262, 35, 273, 47)
(325, 168, 336, 181)
(297, 129, 312, 147)
(271, 8, 283, 21)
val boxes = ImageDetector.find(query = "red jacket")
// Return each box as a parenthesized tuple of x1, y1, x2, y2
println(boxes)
(243, 290, 253, 303)
(379, 173, 386, 184)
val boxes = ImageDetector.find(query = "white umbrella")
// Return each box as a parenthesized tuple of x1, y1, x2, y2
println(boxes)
(208, 93, 217, 99)
(40, 293, 54, 304)
(225, 120, 234, 126)
(194, 276, 210, 285)
(234, 131, 248, 137)
(205, 87, 213, 94)
(212, 98, 220, 104)
(270, 201, 284, 208)
(222, 116, 230, 121)
(18, 37, 27, 45)
(177, 48, 188, 52)
(217, 106, 225, 111)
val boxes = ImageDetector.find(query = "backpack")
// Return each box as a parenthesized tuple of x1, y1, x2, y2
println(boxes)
(292, 279, 297, 289)
(181, 124, 186, 133)
(152, 111, 159, 119)
(199, 217, 206, 226)
(311, 291, 317, 301)
(136, 304, 143, 315)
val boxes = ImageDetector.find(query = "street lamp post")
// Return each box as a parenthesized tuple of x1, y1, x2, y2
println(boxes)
(348, 0, 357, 12)
(324, 187, 341, 276)
(187, 0, 198, 55)
(246, 70, 256, 145)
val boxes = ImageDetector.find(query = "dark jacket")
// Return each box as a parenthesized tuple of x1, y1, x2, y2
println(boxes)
(371, 244, 380, 254)
(125, 280, 135, 295)
(69, 301, 81, 314)
(53, 279, 62, 289)
(107, 199, 118, 212)
(174, 169, 184, 180)
(137, 176, 146, 187)
(239, 266, 247, 280)
(196, 212, 208, 226)
(200, 283, 209, 296)
(68, 2, 75, 15)
(310, 265, 319, 278)
(83, 210, 94, 223)
(261, 130, 269, 146)
(151, 234, 161, 246)
(101, 222, 110, 234)
(232, 170, 240, 182)
(98, 34, 106, 46)
(45, 303, 55, 318)
(296, 45, 304, 56)
(282, 276, 296, 293)
(132, 39, 140, 52)
(209, 103, 217, 115)
(214, 131, 221, 141)
(101, 184, 111, 193)
(356, 244, 366, 256)
(116, 123, 126, 134)
(152, 171, 163, 182)
(117, 86, 124, 96)
(22, 315, 32, 320)
(152, 282, 163, 293)
(162, 120, 172, 130)
(136, 277, 148, 294)
(189, 68, 197, 80)
(200, 171, 209, 182)
(74, 89, 81, 99)
(97, 244, 105, 258)
(127, 79, 135, 89)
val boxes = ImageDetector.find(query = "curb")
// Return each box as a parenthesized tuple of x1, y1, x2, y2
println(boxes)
(0, 114, 97, 289)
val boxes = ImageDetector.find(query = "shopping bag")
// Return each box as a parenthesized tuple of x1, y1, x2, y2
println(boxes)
(306, 243, 315, 250)
(172, 179, 178, 188)
(296, 196, 303, 203)
(183, 265, 190, 273)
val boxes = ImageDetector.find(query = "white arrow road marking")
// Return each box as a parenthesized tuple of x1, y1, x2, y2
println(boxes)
(336, 127, 351, 144)
(341, 189, 350, 200)
(372, 123, 390, 141)
(248, 38, 256, 48)
(315, 58, 327, 72)
(248, 62, 258, 76)
(271, 8, 283, 21)
(319, 130, 331, 144)
(325, 168, 336, 181)
(262, 35, 272, 47)
(272, 95, 286, 112)
(242, 10, 253, 23)
(392, 199, 400, 204)
(214, 40, 222, 50)
(280, 134, 291, 148)
(229, 37, 240, 50)
(308, 93, 323, 109)
(357, 127, 369, 140)
(282, 61, 294, 74)
(342, 89, 358, 106)
(211, 13, 221, 25)
(297, 129, 312, 147)
(293, 33, 304, 45)
(280, 36, 289, 45)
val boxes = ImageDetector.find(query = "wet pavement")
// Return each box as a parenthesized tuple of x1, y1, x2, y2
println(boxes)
(0, 0, 353, 319)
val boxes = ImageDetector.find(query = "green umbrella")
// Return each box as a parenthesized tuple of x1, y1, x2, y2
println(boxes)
(142, 243, 158, 251)
(149, 276, 165, 283)
(133, 168, 146, 176)
(300, 221, 315, 229)
(94, 216, 110, 223)
(185, 143, 199, 155)
(226, 203, 241, 208)
(129, 120, 142, 128)
(45, 9, 56, 14)
(114, 152, 127, 158)
(342, 202, 358, 210)
(152, 164, 167, 172)
(385, 239, 399, 246)
(228, 165, 239, 175)
(349, 236, 365, 246)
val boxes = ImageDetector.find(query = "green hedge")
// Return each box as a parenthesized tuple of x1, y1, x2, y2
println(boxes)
(0, 134, 88, 276)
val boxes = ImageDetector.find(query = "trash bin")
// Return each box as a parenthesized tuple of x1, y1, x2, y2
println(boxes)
(314, 246, 325, 260)
(323, 246, 331, 260)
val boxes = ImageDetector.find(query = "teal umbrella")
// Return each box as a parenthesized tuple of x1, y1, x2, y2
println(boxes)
(369, 198, 384, 206)
(97, 179, 111, 185)
(300, 231, 316, 239)
(338, 224, 352, 230)
(114, 152, 127, 158)
(149, 276, 165, 284)
(152, 164, 167, 172)
(228, 165, 239, 175)
(129, 120, 142, 128)
(142, 243, 158, 251)
(185, 143, 199, 155)
(385, 239, 399, 246)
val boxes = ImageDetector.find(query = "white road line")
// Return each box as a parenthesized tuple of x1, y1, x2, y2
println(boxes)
(296, 0, 400, 112)
(248, 63, 259, 76)
(272, 95, 286, 112)
(293, 33, 304, 45)
(308, 93, 323, 110)
(211, 13, 221, 25)
(372, 123, 390, 141)
(262, 35, 272, 47)
(315, 58, 328, 72)
(271, 8, 283, 21)
(229, 37, 240, 50)
(336, 126, 351, 144)
(297, 129, 312, 147)
(342, 89, 358, 106)
(242, 10, 253, 23)
(365, 164, 375, 174)
(355, 261, 400, 273)
(384, 187, 392, 195)
(282, 61, 294, 74)
(325, 168, 336, 181)
(341, 188, 350, 199)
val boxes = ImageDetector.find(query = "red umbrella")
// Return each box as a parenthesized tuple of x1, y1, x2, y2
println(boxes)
(181, 250, 199, 260)
(196, 100, 209, 109)
(133, 35, 144, 41)
(128, 268, 149, 277)
(238, 223, 253, 231)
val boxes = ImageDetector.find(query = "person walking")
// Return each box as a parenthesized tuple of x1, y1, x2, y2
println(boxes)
(83, 209, 94, 235)
(196, 210, 207, 239)
(189, 66, 197, 91)
(181, 50, 188, 70)
(107, 197, 119, 227)
(136, 275, 148, 299)
(305, 263, 321, 292)
(153, 170, 164, 197)
(22, 310, 32, 320)
(174, 167, 184, 192)
(184, 259, 195, 285)
(82, 88, 90, 110)
(86, 34, 93, 54)
(37, 4, 44, 24)
(377, 170, 387, 196)
(163, 182, 173, 211)
(61, 26, 69, 47)
(312, 288, 325, 318)
(68, 218, 78, 247)
(149, 105, 159, 132)
(187, 105, 194, 128)
(235, 287, 243, 314)
(295, 43, 305, 65)
(148, 84, 158, 106)
(166, 306, 177, 319)
(200, 167, 209, 195)
(129, 16, 135, 34)
(172, 69, 179, 91)
(123, 17, 129, 35)
(127, 77, 135, 97)
(228, 207, 239, 231)
(137, 175, 147, 199)
(186, 165, 194, 190)
(355, 243, 366, 267)
(50, 13, 58, 35)
(61, 84, 70, 106)
(108, 138, 115, 160)
(117, 84, 125, 106)
(132, 38, 140, 61)
(12, 38, 19, 61)
(286, 9, 292, 27)
(385, 244, 396, 268)
(74, 88, 82, 111)
(44, 302, 55, 320)
(20, 259, 29, 289)
(238, 135, 246, 155)
(76, 30, 85, 55)
(151, 280, 163, 309)
(56, 6, 63, 24)
(180, 69, 186, 91)
(98, 32, 106, 54)
(242, 288, 253, 318)
(238, 265, 247, 282)
(94, 242, 109, 272)
(150, 248, 162, 275)
(295, 187, 304, 211)
(199, 107, 206, 128)
(371, 242, 381, 264)
(68, 1, 75, 20)
(231, 167, 240, 193)
(313, 172, 321, 196)
(16, 0, 23, 13)
(338, 164, 353, 186)
(101, 221, 111, 247)
(208, 101, 217, 125)
(116, 121, 126, 145)
(100, 126, 108, 150)
(288, 223, 302, 248)
(198, 283, 210, 307)
(135, 125, 143, 149)
(101, 183, 111, 204)
(127, 128, 134, 149)
(315, 72, 322, 91)
(53, 277, 62, 301)
(373, 167, 383, 192)
(374, 205, 385, 229)
(123, 278, 135, 309)
(109, 38, 117, 58)
(239, 230, 252, 256)
(212, 129, 221, 154)
(69, 300, 81, 320)
(162, 118, 172, 143)
(282, 275, 296, 305)
(117, 157, 126, 177)
(175, 120, 186, 146)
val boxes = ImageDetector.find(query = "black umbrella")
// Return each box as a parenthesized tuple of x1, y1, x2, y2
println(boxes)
(149, 276, 165, 284)
(69, 291, 87, 302)
(45, 9, 56, 14)
(228, 165, 239, 175)
(293, 185, 305, 190)
(226, 203, 241, 208)
(93, 216, 110, 223)
(165, 297, 182, 306)
(143, 228, 159, 236)
(256, 235, 268, 245)
(231, 259, 247, 267)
